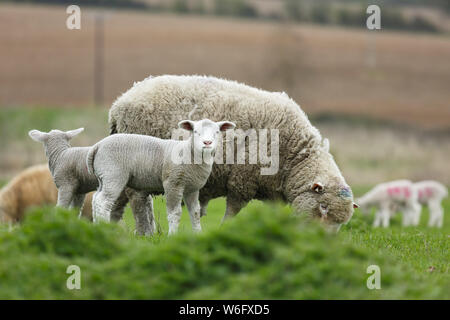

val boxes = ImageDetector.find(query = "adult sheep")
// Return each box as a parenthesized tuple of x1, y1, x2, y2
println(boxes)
(109, 75, 357, 231)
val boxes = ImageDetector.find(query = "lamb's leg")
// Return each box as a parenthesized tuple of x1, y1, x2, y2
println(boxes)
(380, 204, 390, 228)
(164, 186, 184, 235)
(373, 211, 381, 228)
(128, 190, 154, 236)
(412, 202, 422, 226)
(401, 209, 411, 227)
(93, 177, 127, 223)
(146, 195, 156, 234)
(221, 196, 247, 224)
(110, 189, 129, 222)
(92, 191, 101, 223)
(403, 201, 421, 227)
(57, 186, 76, 208)
(184, 191, 201, 232)
(71, 194, 86, 219)
(428, 200, 443, 228)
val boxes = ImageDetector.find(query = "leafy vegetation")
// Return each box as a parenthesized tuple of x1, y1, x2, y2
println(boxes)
(0, 197, 448, 299)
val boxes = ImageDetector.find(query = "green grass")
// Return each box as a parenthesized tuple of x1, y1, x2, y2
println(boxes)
(0, 107, 109, 143)
(0, 197, 448, 299)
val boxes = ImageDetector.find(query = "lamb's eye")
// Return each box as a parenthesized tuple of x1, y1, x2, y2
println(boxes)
(194, 130, 198, 134)
(216, 131, 219, 134)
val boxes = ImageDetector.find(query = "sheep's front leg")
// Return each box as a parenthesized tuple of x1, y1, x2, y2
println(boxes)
(165, 186, 184, 235)
(184, 191, 202, 232)
(199, 198, 209, 217)
(221, 196, 247, 224)
(57, 186, 76, 208)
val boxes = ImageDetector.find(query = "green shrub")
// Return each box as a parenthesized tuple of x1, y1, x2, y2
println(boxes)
(0, 204, 448, 299)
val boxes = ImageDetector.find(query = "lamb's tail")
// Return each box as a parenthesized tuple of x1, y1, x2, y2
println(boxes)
(86, 144, 99, 175)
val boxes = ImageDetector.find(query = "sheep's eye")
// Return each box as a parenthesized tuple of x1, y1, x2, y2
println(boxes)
(216, 131, 219, 134)
(194, 130, 198, 134)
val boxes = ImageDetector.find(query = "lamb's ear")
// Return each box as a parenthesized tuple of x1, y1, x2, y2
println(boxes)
(353, 203, 359, 209)
(312, 182, 324, 193)
(28, 130, 49, 143)
(217, 121, 236, 131)
(178, 120, 194, 131)
(65, 128, 84, 140)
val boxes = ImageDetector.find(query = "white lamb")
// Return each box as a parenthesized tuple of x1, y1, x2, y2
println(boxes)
(357, 180, 421, 227)
(28, 128, 101, 212)
(413, 180, 447, 228)
(28, 128, 148, 234)
(87, 119, 235, 234)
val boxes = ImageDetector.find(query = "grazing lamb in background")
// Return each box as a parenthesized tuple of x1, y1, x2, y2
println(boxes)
(357, 180, 421, 227)
(413, 180, 447, 228)
(0, 164, 93, 224)
(28, 128, 129, 221)
(109, 75, 358, 232)
(87, 119, 235, 234)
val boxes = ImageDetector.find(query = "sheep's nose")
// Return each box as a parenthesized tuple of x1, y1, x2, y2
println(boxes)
(203, 140, 212, 145)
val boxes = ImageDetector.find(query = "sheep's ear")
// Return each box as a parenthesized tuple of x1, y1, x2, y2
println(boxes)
(65, 128, 84, 140)
(178, 120, 194, 131)
(312, 182, 324, 193)
(28, 130, 49, 142)
(217, 121, 236, 131)
(353, 203, 359, 209)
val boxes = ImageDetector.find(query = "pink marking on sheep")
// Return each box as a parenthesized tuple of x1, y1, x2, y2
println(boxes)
(403, 187, 411, 198)
(418, 189, 424, 199)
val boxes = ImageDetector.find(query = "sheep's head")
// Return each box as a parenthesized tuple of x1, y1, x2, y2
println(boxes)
(293, 179, 358, 232)
(178, 119, 235, 160)
(28, 128, 84, 144)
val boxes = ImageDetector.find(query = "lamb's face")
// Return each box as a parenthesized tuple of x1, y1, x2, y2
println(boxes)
(294, 180, 358, 232)
(178, 119, 236, 157)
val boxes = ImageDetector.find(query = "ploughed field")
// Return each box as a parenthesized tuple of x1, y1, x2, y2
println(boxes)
(1, 3, 450, 128)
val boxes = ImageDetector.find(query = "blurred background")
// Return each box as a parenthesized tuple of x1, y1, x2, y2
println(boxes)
(0, 0, 449, 187)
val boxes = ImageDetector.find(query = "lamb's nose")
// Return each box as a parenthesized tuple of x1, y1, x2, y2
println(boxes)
(203, 140, 212, 145)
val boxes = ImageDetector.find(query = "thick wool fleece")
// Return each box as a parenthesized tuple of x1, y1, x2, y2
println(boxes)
(109, 75, 355, 227)
(0, 165, 93, 223)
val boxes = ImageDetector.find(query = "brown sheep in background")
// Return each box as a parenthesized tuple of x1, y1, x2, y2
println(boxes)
(0, 164, 93, 223)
